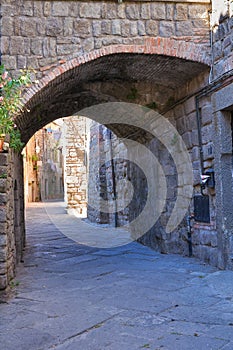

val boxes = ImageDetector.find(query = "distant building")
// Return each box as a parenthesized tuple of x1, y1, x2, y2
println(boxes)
(62, 116, 90, 217)
(24, 120, 64, 204)
(24, 117, 92, 217)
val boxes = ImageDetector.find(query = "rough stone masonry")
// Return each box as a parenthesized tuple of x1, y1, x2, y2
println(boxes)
(1, 1, 233, 289)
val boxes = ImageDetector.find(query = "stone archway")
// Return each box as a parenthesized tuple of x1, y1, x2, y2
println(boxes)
(1, 50, 211, 289)
(18, 48, 209, 143)
(17, 50, 209, 252)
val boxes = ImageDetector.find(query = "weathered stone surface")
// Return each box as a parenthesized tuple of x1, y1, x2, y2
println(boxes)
(20, 2, 33, 16)
(20, 18, 37, 37)
(201, 103, 213, 126)
(112, 20, 121, 35)
(36, 18, 46, 36)
(146, 20, 159, 35)
(186, 112, 197, 131)
(1, 16, 14, 36)
(0, 274, 7, 290)
(140, 4, 150, 19)
(160, 21, 175, 36)
(79, 3, 101, 19)
(52, 2, 69, 16)
(184, 98, 196, 115)
(83, 38, 95, 51)
(102, 3, 117, 19)
(3, 56, 16, 70)
(130, 22, 138, 36)
(125, 4, 140, 20)
(10, 37, 25, 55)
(1, 36, 9, 55)
(151, 3, 166, 20)
(31, 38, 43, 55)
(74, 19, 91, 38)
(43, 1, 52, 16)
(121, 22, 131, 37)
(47, 18, 63, 36)
(57, 44, 75, 55)
(117, 4, 126, 19)
(176, 21, 193, 36)
(1, 0, 211, 75)
(34, 2, 43, 17)
(0, 209, 6, 223)
(64, 18, 74, 36)
(101, 20, 112, 35)
(0, 233, 6, 245)
(0, 179, 7, 194)
(0, 247, 7, 262)
(0, 154, 8, 167)
(182, 132, 193, 149)
(166, 4, 175, 20)
(188, 4, 209, 19)
(202, 124, 212, 145)
(92, 21, 102, 37)
(0, 194, 7, 205)
(138, 21, 146, 35)
(175, 4, 188, 20)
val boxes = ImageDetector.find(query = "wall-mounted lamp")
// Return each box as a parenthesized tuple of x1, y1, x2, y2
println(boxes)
(200, 169, 215, 191)
(200, 174, 210, 186)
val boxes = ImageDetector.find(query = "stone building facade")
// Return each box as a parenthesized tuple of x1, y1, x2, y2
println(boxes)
(23, 134, 41, 203)
(63, 115, 90, 217)
(1, 0, 233, 289)
(39, 121, 64, 201)
(24, 120, 64, 203)
(87, 122, 129, 226)
(24, 116, 90, 215)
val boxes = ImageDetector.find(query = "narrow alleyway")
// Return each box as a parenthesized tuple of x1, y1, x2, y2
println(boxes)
(1, 203, 233, 350)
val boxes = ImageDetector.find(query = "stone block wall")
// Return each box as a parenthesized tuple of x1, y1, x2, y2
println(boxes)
(1, 0, 211, 76)
(175, 94, 217, 265)
(64, 116, 89, 216)
(132, 89, 218, 265)
(84, 66, 219, 266)
(87, 122, 129, 226)
(211, 2, 233, 80)
(0, 151, 25, 290)
(5, 0, 233, 285)
(0, 153, 12, 290)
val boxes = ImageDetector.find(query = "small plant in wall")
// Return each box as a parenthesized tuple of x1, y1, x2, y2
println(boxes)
(0, 64, 31, 152)
(31, 154, 39, 162)
(0, 173, 7, 179)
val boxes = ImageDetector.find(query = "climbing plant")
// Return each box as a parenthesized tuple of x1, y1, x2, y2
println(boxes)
(0, 64, 31, 152)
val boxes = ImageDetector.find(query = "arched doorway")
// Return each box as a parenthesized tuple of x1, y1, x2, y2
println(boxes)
(2, 51, 213, 289)
(17, 51, 209, 245)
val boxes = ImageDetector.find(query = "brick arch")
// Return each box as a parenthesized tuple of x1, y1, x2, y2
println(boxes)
(23, 39, 210, 105)
(19, 40, 210, 143)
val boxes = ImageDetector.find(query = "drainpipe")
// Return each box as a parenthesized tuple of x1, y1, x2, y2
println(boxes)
(108, 130, 118, 228)
(186, 213, 194, 257)
(195, 96, 204, 175)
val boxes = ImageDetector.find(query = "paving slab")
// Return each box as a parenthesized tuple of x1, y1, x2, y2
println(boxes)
(1, 202, 233, 350)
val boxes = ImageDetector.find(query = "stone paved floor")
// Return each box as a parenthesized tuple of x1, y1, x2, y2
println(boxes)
(1, 202, 233, 350)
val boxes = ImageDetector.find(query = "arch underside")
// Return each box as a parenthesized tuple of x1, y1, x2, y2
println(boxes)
(19, 53, 209, 143)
